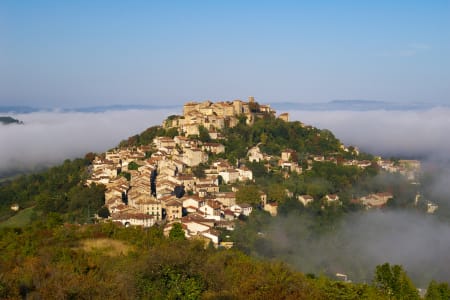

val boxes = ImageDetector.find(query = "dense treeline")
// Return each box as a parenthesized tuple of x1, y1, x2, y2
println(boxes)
(2, 221, 445, 299)
(118, 125, 179, 148)
(244, 159, 418, 213)
(0, 158, 105, 223)
(219, 116, 351, 163)
(116, 114, 365, 161)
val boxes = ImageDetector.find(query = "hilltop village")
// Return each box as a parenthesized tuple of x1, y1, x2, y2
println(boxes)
(87, 97, 423, 247)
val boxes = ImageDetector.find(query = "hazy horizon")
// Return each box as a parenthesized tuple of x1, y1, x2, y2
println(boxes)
(2, 105, 449, 177)
(1, 98, 449, 113)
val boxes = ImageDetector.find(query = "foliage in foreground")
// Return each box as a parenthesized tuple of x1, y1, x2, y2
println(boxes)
(0, 158, 105, 223)
(3, 220, 443, 299)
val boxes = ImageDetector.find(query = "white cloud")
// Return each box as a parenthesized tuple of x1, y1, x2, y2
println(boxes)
(4, 107, 449, 175)
(269, 210, 450, 285)
(290, 107, 450, 159)
(0, 109, 176, 175)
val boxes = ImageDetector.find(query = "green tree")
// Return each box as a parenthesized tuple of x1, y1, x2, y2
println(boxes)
(128, 161, 140, 171)
(247, 161, 267, 178)
(425, 280, 450, 300)
(373, 263, 419, 300)
(198, 125, 211, 142)
(165, 127, 179, 138)
(236, 185, 261, 206)
(120, 172, 131, 181)
(192, 163, 207, 178)
(260, 132, 268, 144)
(97, 206, 110, 219)
(267, 183, 286, 203)
(45, 212, 64, 228)
(169, 222, 186, 241)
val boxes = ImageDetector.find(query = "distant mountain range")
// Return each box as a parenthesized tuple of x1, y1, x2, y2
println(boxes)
(0, 100, 448, 114)
(0, 106, 37, 114)
(0, 104, 180, 114)
(270, 100, 449, 111)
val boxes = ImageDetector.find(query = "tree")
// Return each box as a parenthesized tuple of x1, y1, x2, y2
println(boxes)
(198, 125, 211, 142)
(45, 212, 64, 227)
(373, 263, 419, 300)
(425, 280, 450, 300)
(247, 161, 267, 179)
(217, 175, 224, 185)
(169, 222, 186, 241)
(278, 197, 303, 216)
(165, 127, 179, 138)
(151, 170, 157, 197)
(173, 185, 185, 198)
(267, 183, 286, 203)
(128, 161, 140, 171)
(192, 164, 207, 178)
(97, 206, 110, 219)
(120, 172, 131, 181)
(260, 132, 268, 144)
(236, 185, 261, 206)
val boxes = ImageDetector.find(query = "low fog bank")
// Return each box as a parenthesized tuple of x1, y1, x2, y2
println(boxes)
(276, 108, 450, 285)
(266, 210, 450, 286)
(289, 108, 450, 205)
(0, 109, 175, 177)
(290, 107, 450, 161)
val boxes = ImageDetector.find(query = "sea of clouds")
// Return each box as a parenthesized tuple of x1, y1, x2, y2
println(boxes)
(3, 107, 449, 177)
(2, 106, 450, 284)
(290, 107, 450, 160)
(284, 107, 450, 285)
(0, 109, 176, 176)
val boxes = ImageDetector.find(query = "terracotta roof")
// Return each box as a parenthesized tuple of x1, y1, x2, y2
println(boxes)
(112, 212, 154, 220)
(224, 209, 234, 215)
(166, 199, 182, 207)
(206, 200, 222, 209)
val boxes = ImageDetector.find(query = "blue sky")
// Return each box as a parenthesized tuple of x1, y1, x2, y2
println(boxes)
(0, 1, 449, 108)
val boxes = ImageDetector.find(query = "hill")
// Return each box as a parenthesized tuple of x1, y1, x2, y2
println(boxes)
(0, 97, 447, 298)
(0, 116, 23, 125)
(0, 220, 424, 299)
(270, 99, 447, 111)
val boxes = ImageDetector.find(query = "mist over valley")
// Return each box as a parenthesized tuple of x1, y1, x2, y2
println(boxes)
(2, 105, 450, 287)
(249, 107, 450, 286)
(0, 109, 175, 178)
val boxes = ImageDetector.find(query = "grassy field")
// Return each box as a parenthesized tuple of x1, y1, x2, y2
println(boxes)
(0, 207, 35, 228)
(79, 238, 133, 256)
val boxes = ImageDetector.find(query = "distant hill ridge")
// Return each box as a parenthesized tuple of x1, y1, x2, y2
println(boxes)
(0, 116, 23, 125)
(271, 99, 448, 111)
(1, 99, 448, 114)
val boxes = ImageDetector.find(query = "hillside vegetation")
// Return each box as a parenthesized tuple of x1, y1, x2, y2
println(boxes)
(1, 220, 440, 299)
(0, 108, 448, 298)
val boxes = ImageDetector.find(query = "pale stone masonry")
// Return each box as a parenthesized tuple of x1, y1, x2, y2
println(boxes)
(164, 97, 279, 135)
(85, 98, 422, 246)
